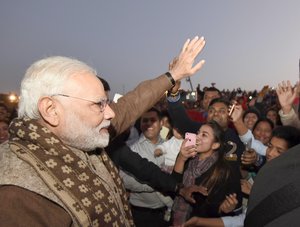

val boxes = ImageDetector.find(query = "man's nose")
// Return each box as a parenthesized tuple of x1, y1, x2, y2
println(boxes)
(104, 105, 115, 119)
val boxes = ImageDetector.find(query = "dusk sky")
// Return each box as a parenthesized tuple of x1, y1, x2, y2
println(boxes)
(1, 1, 300, 99)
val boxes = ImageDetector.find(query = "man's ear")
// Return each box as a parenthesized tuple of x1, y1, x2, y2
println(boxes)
(212, 142, 220, 150)
(38, 97, 60, 126)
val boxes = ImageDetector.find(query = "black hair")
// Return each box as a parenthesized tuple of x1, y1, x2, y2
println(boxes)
(205, 120, 225, 151)
(204, 87, 222, 97)
(208, 97, 230, 108)
(252, 118, 274, 132)
(243, 108, 261, 121)
(200, 120, 231, 196)
(265, 107, 282, 126)
(143, 107, 162, 120)
(272, 126, 300, 149)
(97, 76, 110, 92)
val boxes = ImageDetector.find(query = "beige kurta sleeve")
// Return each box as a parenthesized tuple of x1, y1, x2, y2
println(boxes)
(279, 108, 300, 129)
(109, 74, 172, 138)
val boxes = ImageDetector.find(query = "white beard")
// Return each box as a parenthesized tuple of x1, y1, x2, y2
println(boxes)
(60, 111, 110, 151)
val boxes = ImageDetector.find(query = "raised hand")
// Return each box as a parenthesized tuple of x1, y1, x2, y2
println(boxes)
(229, 103, 243, 123)
(173, 139, 197, 174)
(169, 36, 206, 81)
(276, 80, 299, 114)
(178, 139, 197, 162)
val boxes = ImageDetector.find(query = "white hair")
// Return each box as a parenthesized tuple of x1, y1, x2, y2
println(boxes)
(18, 56, 97, 119)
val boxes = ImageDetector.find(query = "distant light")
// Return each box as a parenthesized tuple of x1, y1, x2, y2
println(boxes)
(249, 96, 252, 100)
(8, 93, 19, 103)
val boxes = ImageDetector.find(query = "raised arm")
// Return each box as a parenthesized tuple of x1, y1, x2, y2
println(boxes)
(277, 80, 300, 128)
(276, 80, 298, 114)
(173, 139, 197, 174)
(110, 36, 206, 137)
(230, 103, 248, 136)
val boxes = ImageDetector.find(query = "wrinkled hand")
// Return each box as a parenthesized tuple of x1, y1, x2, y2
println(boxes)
(169, 36, 206, 81)
(219, 193, 238, 213)
(241, 179, 253, 195)
(276, 80, 299, 114)
(241, 149, 257, 165)
(229, 103, 243, 122)
(179, 185, 208, 204)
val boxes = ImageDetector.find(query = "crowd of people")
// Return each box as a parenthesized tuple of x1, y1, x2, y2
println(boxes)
(0, 35, 300, 227)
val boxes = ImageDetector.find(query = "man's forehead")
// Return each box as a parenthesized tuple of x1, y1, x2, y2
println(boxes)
(205, 91, 219, 97)
(209, 102, 227, 109)
(66, 73, 105, 97)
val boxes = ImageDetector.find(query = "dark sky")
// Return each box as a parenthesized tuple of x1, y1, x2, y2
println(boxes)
(1, 0, 300, 99)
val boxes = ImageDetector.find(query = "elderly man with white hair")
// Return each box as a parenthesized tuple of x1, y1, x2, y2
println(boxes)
(0, 36, 206, 226)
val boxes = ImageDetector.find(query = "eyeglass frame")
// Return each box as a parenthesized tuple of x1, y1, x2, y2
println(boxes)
(51, 94, 109, 112)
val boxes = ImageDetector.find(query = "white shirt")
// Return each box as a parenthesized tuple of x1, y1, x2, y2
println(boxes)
(156, 136, 183, 166)
(239, 130, 267, 156)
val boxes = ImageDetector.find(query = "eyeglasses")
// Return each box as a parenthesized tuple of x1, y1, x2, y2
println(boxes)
(52, 94, 109, 112)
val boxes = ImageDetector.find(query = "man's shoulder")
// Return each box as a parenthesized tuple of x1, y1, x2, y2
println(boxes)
(0, 143, 64, 208)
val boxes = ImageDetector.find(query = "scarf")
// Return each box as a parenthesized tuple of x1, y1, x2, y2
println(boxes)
(172, 152, 218, 226)
(9, 117, 134, 227)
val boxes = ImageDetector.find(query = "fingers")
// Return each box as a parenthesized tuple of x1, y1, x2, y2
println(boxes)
(180, 140, 197, 159)
(241, 179, 252, 194)
(190, 59, 206, 75)
(220, 193, 238, 213)
(197, 186, 208, 196)
(182, 185, 208, 204)
(191, 37, 206, 59)
(277, 80, 292, 93)
(241, 151, 256, 160)
(225, 193, 238, 206)
(170, 36, 206, 80)
(229, 104, 243, 122)
(180, 38, 191, 55)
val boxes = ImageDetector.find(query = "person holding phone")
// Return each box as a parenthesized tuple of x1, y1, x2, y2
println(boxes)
(171, 120, 241, 226)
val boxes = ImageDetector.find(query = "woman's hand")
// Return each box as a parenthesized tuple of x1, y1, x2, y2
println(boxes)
(178, 139, 197, 162)
(241, 179, 253, 195)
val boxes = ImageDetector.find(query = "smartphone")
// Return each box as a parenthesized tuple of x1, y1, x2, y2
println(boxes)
(228, 103, 236, 116)
(185, 132, 197, 147)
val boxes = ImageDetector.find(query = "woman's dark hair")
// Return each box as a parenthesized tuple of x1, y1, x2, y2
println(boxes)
(200, 120, 231, 195)
(205, 120, 225, 151)
(265, 107, 282, 126)
(252, 118, 274, 132)
(272, 126, 300, 149)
